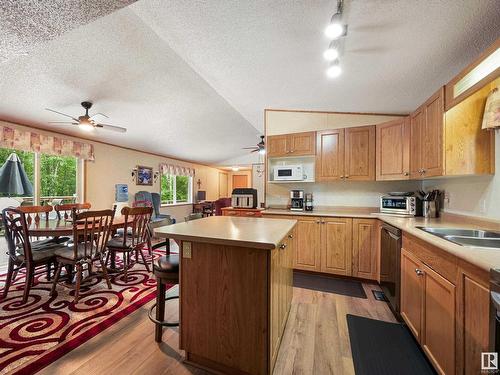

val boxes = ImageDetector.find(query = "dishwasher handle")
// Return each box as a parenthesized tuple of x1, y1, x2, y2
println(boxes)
(382, 223, 402, 237)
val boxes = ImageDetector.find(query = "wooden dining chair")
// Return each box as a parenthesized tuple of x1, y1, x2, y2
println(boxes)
(106, 206, 152, 282)
(50, 207, 116, 304)
(2, 208, 67, 303)
(54, 202, 91, 220)
(17, 205, 52, 228)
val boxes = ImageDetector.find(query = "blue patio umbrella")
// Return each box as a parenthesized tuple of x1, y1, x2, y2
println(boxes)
(0, 153, 34, 196)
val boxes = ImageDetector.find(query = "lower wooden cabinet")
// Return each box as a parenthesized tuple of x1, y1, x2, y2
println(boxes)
(320, 218, 352, 276)
(401, 234, 490, 375)
(352, 219, 379, 279)
(294, 217, 322, 271)
(270, 229, 294, 370)
(221, 207, 263, 217)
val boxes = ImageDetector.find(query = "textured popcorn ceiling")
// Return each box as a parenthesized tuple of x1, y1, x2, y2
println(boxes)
(0, 0, 135, 63)
(0, 0, 499, 165)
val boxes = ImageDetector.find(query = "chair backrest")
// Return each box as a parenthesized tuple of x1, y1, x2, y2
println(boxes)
(17, 205, 52, 226)
(120, 206, 153, 248)
(214, 198, 231, 216)
(184, 212, 203, 222)
(71, 207, 116, 261)
(132, 199, 152, 208)
(55, 202, 91, 220)
(151, 193, 162, 217)
(2, 207, 34, 265)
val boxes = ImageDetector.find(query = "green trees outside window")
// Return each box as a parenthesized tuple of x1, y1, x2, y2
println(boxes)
(160, 174, 191, 204)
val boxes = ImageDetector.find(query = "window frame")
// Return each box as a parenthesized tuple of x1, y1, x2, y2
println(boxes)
(0, 148, 84, 205)
(160, 173, 193, 206)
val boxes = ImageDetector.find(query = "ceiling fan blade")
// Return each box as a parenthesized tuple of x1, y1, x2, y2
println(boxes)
(49, 121, 78, 124)
(250, 149, 259, 153)
(89, 112, 109, 121)
(45, 108, 79, 122)
(96, 123, 127, 133)
(242, 147, 259, 150)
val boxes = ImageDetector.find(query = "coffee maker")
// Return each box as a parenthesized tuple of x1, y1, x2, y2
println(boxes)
(305, 193, 313, 211)
(290, 190, 304, 211)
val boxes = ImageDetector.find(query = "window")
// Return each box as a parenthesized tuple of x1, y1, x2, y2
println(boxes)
(160, 174, 192, 205)
(40, 154, 77, 203)
(0, 147, 82, 205)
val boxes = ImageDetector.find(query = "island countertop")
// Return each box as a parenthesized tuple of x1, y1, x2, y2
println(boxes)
(154, 215, 297, 250)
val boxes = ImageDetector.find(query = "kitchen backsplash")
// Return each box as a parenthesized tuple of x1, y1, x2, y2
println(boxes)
(266, 180, 422, 208)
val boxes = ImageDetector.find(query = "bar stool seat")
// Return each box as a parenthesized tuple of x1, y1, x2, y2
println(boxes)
(149, 254, 179, 342)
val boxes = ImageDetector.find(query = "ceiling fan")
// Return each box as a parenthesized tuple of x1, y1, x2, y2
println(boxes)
(242, 135, 265, 154)
(45, 101, 127, 133)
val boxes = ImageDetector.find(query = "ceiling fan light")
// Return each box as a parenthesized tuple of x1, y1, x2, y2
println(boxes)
(258, 148, 266, 155)
(326, 62, 342, 78)
(79, 123, 94, 132)
(323, 47, 339, 61)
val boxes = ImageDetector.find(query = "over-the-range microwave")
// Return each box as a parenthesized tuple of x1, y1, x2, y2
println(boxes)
(273, 165, 305, 181)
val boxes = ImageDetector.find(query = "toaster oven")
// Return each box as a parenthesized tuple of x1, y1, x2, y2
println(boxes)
(380, 195, 422, 216)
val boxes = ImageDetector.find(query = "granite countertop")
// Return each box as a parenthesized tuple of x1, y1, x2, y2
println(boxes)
(154, 215, 296, 250)
(263, 208, 500, 271)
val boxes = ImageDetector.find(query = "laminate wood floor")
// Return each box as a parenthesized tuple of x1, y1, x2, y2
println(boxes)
(38, 281, 396, 375)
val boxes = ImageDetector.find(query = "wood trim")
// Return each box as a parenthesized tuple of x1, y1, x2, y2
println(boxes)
(264, 108, 407, 117)
(444, 37, 500, 110)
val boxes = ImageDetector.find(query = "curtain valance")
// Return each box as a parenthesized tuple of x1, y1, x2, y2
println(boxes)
(160, 163, 195, 177)
(0, 125, 95, 161)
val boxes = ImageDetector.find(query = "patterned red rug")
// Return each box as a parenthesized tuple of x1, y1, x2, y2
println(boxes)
(0, 250, 169, 375)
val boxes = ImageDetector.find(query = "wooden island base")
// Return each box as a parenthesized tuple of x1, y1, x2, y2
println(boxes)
(156, 216, 296, 375)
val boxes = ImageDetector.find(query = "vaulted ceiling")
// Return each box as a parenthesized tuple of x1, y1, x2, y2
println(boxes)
(0, 0, 499, 165)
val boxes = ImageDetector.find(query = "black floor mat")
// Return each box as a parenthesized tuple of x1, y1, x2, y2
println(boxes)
(293, 272, 367, 299)
(347, 314, 436, 375)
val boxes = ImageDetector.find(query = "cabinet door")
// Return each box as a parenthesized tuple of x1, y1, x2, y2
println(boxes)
(344, 126, 376, 181)
(267, 135, 289, 157)
(409, 107, 424, 179)
(316, 129, 344, 181)
(320, 218, 352, 276)
(352, 219, 378, 280)
(289, 131, 316, 156)
(270, 247, 281, 365)
(376, 118, 410, 180)
(459, 272, 490, 375)
(421, 88, 444, 178)
(293, 217, 321, 271)
(400, 249, 424, 341)
(422, 264, 455, 375)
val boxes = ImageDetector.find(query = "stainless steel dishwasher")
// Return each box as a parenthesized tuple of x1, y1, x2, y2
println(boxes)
(380, 223, 402, 315)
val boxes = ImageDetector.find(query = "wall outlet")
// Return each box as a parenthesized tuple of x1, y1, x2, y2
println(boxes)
(479, 199, 487, 214)
(183, 242, 192, 258)
(443, 192, 450, 207)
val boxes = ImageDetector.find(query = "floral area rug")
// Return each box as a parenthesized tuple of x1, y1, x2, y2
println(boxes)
(0, 249, 170, 374)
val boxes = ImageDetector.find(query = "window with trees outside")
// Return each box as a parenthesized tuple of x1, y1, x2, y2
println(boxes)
(0, 148, 81, 205)
(160, 174, 192, 205)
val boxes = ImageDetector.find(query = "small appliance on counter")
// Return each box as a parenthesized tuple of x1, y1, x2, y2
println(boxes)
(380, 192, 422, 216)
(305, 193, 313, 211)
(273, 164, 306, 181)
(231, 188, 258, 209)
(290, 190, 304, 211)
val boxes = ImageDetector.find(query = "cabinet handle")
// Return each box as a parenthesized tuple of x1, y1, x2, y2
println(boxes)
(340, 175, 344, 179)
(288, 234, 293, 239)
(345, 175, 350, 179)
(321, 220, 325, 224)
(316, 220, 320, 224)
(404, 172, 409, 176)
(279, 243, 287, 250)
(415, 268, 424, 276)
(290, 150, 295, 153)
(422, 169, 426, 174)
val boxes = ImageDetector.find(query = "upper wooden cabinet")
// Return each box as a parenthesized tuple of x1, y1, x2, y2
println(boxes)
(316, 126, 375, 182)
(316, 129, 345, 181)
(376, 118, 410, 180)
(344, 126, 376, 181)
(267, 131, 316, 157)
(409, 87, 444, 179)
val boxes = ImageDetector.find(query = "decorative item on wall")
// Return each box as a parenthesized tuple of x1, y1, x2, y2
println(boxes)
(115, 184, 129, 202)
(196, 178, 202, 189)
(482, 87, 500, 130)
(131, 166, 160, 185)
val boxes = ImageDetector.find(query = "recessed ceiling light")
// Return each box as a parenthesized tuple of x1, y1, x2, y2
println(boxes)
(231, 166, 240, 171)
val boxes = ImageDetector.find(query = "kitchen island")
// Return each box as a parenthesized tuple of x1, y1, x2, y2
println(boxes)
(155, 216, 297, 375)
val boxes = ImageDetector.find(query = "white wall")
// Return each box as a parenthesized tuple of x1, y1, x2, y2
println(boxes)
(267, 180, 422, 208)
(423, 130, 500, 219)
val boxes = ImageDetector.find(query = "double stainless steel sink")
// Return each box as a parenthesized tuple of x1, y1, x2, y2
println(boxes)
(417, 227, 500, 249)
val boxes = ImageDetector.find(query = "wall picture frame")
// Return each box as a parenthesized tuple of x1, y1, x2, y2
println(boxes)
(136, 165, 154, 186)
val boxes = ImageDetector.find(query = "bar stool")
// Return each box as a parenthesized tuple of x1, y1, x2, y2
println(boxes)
(148, 254, 179, 342)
